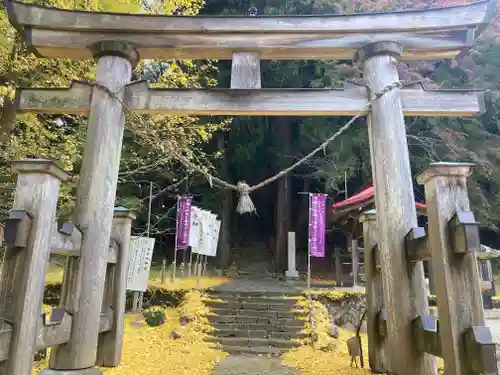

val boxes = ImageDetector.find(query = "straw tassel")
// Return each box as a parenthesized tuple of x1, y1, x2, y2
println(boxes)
(236, 181, 256, 214)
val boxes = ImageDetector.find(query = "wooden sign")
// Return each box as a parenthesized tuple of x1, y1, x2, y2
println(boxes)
(126, 236, 155, 292)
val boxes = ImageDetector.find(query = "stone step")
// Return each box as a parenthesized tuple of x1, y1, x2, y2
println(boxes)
(209, 308, 304, 319)
(213, 328, 310, 340)
(204, 300, 300, 311)
(211, 322, 305, 332)
(211, 345, 283, 356)
(207, 336, 301, 349)
(207, 314, 306, 325)
(206, 290, 302, 299)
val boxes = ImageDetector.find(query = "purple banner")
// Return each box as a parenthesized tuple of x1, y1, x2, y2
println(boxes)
(176, 196, 192, 250)
(309, 194, 327, 258)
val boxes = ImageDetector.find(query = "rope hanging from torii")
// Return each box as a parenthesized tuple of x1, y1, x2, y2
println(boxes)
(91, 79, 405, 215)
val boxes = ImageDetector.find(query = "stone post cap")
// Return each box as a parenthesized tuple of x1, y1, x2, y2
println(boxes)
(359, 209, 377, 223)
(416, 162, 475, 185)
(113, 206, 137, 221)
(12, 158, 70, 181)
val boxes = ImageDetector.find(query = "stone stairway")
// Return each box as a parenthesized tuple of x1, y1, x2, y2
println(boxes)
(204, 290, 309, 356)
(234, 241, 274, 278)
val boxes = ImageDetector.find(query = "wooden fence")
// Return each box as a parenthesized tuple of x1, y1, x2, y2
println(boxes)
(0, 159, 135, 375)
(361, 162, 498, 374)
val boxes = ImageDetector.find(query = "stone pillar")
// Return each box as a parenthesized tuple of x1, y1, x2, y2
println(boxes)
(359, 209, 387, 373)
(0, 160, 68, 375)
(285, 232, 299, 279)
(46, 42, 138, 374)
(355, 41, 436, 375)
(351, 238, 359, 288)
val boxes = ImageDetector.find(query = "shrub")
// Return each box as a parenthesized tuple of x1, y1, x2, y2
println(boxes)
(492, 295, 500, 309)
(143, 308, 167, 327)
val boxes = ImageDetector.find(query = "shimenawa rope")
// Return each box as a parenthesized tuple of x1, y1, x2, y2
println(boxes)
(89, 79, 405, 215)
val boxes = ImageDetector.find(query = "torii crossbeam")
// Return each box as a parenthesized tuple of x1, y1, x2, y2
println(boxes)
(16, 80, 485, 117)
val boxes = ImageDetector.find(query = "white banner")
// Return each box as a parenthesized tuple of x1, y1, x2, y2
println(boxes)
(126, 236, 155, 292)
(197, 210, 212, 256)
(209, 218, 221, 257)
(187, 208, 221, 257)
(188, 206, 202, 250)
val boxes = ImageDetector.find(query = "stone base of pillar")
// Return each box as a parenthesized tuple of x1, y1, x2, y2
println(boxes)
(40, 368, 103, 375)
(285, 269, 299, 280)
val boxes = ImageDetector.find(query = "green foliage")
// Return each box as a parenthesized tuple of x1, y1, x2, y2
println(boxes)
(143, 307, 167, 327)
(0, 0, 227, 238)
(34, 348, 47, 362)
(43, 283, 62, 306)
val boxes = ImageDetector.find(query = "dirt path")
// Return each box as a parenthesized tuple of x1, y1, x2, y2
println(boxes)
(212, 355, 301, 375)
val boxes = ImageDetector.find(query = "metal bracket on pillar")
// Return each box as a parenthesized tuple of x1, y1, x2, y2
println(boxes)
(372, 243, 381, 269)
(4, 209, 33, 248)
(405, 227, 430, 263)
(464, 326, 498, 374)
(101, 304, 112, 315)
(412, 315, 441, 357)
(377, 310, 387, 338)
(58, 221, 75, 236)
(448, 211, 480, 254)
(41, 307, 65, 327)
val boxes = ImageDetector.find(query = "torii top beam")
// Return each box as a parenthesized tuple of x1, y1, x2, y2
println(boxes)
(5, 0, 496, 61)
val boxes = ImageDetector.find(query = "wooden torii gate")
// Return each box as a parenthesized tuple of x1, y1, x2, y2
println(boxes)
(4, 1, 496, 375)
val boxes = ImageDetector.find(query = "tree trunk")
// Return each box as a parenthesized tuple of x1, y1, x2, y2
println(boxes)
(297, 178, 310, 233)
(274, 117, 292, 274)
(216, 132, 232, 270)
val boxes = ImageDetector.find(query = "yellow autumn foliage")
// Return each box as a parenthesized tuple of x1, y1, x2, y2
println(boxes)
(44, 262, 229, 291)
(103, 291, 227, 375)
(35, 281, 444, 375)
(286, 295, 445, 375)
(306, 289, 366, 301)
(149, 275, 229, 291)
(34, 292, 227, 375)
(283, 296, 371, 375)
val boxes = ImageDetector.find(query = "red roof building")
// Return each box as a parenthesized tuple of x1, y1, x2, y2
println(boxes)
(329, 183, 427, 287)
(331, 183, 426, 220)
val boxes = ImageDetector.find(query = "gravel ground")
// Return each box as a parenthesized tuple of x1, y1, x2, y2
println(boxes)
(212, 355, 301, 375)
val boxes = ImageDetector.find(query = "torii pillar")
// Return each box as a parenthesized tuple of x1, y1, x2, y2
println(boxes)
(355, 42, 436, 375)
(44, 42, 138, 375)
